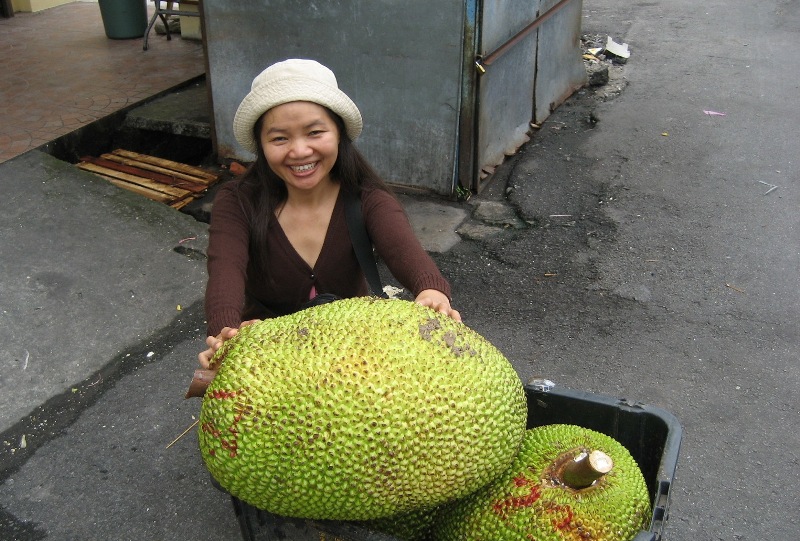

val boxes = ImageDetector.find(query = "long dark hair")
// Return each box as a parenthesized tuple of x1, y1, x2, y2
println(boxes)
(235, 107, 393, 274)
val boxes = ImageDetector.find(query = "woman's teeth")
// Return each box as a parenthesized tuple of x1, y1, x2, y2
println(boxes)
(291, 163, 316, 173)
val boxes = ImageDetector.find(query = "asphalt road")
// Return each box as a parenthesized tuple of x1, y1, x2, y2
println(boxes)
(442, 0, 799, 538)
(1, 0, 798, 540)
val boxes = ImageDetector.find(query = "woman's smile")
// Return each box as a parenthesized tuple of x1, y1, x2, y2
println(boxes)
(290, 162, 318, 174)
(259, 101, 340, 193)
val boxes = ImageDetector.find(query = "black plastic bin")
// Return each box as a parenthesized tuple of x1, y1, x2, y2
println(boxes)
(232, 384, 683, 541)
(98, 0, 148, 39)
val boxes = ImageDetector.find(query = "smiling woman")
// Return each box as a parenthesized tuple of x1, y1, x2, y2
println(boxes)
(200, 59, 461, 368)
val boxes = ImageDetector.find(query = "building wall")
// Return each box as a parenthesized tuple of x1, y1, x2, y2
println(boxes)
(12, 0, 95, 14)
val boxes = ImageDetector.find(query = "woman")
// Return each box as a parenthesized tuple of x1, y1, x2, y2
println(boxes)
(199, 59, 460, 367)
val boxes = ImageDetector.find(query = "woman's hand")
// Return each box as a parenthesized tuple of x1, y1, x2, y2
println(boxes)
(198, 320, 260, 369)
(415, 289, 462, 322)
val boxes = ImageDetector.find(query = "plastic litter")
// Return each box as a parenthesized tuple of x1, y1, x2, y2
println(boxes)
(605, 36, 630, 59)
(527, 377, 556, 392)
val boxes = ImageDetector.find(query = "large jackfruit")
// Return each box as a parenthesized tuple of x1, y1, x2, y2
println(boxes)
(198, 297, 527, 521)
(432, 424, 651, 541)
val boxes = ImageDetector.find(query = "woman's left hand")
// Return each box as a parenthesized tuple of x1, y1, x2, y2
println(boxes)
(415, 289, 462, 322)
(198, 319, 260, 369)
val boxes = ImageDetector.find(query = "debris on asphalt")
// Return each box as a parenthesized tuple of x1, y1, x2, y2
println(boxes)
(604, 36, 631, 60)
(166, 419, 199, 450)
(382, 285, 405, 299)
(703, 110, 727, 116)
(586, 63, 610, 86)
(758, 181, 779, 195)
(582, 34, 629, 98)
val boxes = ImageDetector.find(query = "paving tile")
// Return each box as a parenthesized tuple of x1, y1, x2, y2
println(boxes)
(0, 3, 205, 162)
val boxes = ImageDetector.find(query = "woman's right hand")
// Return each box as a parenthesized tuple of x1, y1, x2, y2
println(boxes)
(198, 320, 260, 369)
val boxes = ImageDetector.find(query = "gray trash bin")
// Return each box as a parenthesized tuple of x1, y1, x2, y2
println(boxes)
(98, 0, 148, 39)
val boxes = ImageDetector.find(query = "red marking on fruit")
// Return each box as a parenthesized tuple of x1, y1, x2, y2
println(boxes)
(492, 475, 543, 518)
(549, 504, 574, 531)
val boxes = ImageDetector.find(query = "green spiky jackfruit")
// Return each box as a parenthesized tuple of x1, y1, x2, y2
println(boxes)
(198, 297, 527, 521)
(432, 424, 651, 541)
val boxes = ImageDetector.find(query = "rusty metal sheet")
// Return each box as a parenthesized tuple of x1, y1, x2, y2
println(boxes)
(534, 0, 587, 124)
(475, 0, 540, 188)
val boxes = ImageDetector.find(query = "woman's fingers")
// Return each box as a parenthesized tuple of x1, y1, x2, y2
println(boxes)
(415, 289, 462, 322)
(197, 321, 261, 368)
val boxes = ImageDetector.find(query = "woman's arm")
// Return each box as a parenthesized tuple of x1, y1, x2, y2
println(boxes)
(204, 183, 252, 337)
(362, 189, 459, 319)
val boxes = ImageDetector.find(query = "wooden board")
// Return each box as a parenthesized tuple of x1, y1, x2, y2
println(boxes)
(82, 156, 208, 193)
(110, 149, 218, 184)
(76, 149, 220, 208)
(93, 173, 175, 204)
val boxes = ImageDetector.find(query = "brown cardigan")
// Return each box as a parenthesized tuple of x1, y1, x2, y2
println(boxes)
(204, 181, 452, 336)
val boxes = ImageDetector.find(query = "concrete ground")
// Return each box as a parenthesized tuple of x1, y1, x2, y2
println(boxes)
(1, 0, 798, 540)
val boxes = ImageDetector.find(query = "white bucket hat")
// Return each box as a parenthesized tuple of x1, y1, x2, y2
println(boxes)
(233, 59, 363, 153)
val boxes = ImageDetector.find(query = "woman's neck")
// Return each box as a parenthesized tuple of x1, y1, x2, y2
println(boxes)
(279, 179, 340, 215)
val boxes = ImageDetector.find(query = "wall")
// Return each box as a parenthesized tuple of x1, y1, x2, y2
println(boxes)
(12, 0, 95, 13)
(202, 0, 467, 195)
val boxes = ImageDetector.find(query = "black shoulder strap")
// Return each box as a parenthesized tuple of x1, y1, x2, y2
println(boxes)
(343, 190, 389, 298)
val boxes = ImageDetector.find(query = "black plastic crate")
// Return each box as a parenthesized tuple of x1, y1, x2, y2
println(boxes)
(524, 385, 682, 541)
(232, 384, 682, 541)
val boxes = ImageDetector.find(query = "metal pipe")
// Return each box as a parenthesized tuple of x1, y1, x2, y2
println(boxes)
(478, 0, 576, 70)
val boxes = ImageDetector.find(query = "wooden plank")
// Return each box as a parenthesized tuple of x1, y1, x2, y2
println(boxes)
(101, 153, 214, 187)
(77, 162, 191, 200)
(91, 172, 175, 204)
(170, 197, 195, 210)
(111, 149, 218, 184)
(84, 155, 207, 193)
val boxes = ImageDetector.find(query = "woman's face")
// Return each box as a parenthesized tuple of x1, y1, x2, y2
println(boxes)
(258, 101, 340, 194)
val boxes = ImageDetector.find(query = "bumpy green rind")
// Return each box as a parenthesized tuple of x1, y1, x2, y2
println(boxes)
(198, 297, 527, 521)
(432, 424, 652, 541)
